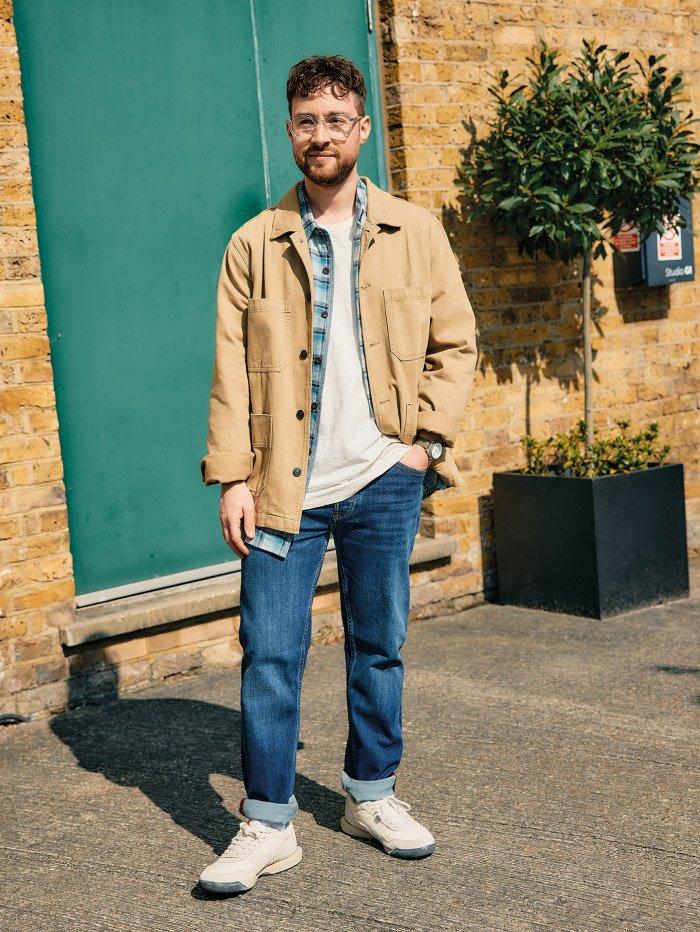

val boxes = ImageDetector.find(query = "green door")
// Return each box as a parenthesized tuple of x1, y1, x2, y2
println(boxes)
(13, 1, 388, 601)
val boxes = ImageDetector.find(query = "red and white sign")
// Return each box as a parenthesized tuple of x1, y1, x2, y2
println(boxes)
(657, 214, 682, 261)
(612, 221, 641, 253)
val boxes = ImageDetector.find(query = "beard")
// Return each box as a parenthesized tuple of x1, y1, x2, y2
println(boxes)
(294, 146, 357, 188)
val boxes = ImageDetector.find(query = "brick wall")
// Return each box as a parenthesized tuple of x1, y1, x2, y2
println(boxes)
(379, 0, 699, 583)
(0, 0, 73, 716)
(1, 0, 698, 719)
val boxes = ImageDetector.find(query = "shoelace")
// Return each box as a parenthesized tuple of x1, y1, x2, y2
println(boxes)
(220, 820, 277, 859)
(362, 795, 416, 831)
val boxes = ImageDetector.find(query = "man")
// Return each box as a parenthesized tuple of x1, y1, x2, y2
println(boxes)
(199, 55, 477, 894)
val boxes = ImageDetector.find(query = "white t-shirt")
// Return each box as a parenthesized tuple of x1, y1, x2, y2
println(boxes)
(302, 213, 411, 509)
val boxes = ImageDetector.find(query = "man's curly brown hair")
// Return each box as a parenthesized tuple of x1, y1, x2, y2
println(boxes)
(286, 55, 367, 117)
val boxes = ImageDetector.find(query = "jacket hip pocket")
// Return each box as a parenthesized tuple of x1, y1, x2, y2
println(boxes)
(247, 412, 272, 496)
(246, 297, 290, 372)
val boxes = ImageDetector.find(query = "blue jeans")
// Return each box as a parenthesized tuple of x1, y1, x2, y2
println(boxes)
(237, 458, 426, 825)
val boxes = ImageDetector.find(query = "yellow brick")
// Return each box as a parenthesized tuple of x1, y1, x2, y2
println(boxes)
(178, 621, 213, 647)
(0, 203, 35, 226)
(7, 578, 74, 612)
(0, 281, 44, 307)
(203, 617, 235, 640)
(0, 482, 65, 516)
(312, 589, 341, 612)
(0, 149, 31, 180)
(31, 458, 63, 484)
(0, 100, 25, 123)
(0, 69, 22, 97)
(15, 309, 47, 332)
(0, 124, 27, 149)
(0, 514, 19, 539)
(0, 433, 54, 464)
(0, 228, 37, 256)
(0, 333, 48, 360)
(4, 461, 30, 485)
(22, 553, 72, 583)
(0, 615, 26, 638)
(201, 640, 242, 667)
(0, 384, 55, 411)
(0, 178, 32, 198)
(103, 638, 147, 665)
(34, 508, 68, 533)
(145, 629, 182, 653)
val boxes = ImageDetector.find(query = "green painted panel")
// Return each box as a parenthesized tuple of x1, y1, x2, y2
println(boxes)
(13, 1, 387, 596)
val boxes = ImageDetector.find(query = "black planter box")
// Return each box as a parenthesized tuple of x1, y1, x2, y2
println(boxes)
(493, 463, 689, 618)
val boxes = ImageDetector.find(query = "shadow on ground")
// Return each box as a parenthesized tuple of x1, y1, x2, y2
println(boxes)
(50, 676, 342, 856)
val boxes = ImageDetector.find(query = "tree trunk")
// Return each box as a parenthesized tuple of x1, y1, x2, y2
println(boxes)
(582, 247, 593, 451)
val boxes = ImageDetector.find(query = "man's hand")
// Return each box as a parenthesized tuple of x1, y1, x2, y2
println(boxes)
(399, 443, 430, 471)
(219, 480, 256, 557)
(399, 429, 443, 470)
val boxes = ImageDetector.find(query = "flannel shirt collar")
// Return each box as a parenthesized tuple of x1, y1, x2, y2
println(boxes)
(296, 173, 367, 240)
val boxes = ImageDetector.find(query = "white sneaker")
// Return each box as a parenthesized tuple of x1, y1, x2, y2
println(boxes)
(199, 818, 302, 894)
(340, 791, 436, 859)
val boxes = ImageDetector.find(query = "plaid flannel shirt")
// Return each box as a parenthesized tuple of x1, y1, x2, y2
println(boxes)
(245, 174, 448, 559)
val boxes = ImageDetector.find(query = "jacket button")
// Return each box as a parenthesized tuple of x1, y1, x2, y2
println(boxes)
(322, 266, 330, 275)
(321, 310, 328, 318)
(310, 401, 317, 411)
(293, 467, 301, 477)
(299, 349, 308, 359)
(296, 409, 304, 419)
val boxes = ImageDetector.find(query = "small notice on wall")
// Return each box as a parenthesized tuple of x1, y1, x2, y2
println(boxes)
(657, 214, 682, 261)
(611, 221, 641, 252)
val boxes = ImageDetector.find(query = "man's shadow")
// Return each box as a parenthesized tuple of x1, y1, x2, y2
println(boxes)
(50, 660, 344, 855)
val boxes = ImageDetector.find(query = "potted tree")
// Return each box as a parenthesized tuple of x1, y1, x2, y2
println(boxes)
(459, 38, 699, 617)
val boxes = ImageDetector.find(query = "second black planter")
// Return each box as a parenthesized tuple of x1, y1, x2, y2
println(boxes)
(492, 462, 689, 619)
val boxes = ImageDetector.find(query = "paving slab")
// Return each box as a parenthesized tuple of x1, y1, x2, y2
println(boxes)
(1, 573, 698, 931)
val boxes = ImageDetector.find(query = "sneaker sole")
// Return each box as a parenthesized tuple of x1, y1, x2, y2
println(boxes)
(199, 845, 303, 894)
(340, 815, 435, 859)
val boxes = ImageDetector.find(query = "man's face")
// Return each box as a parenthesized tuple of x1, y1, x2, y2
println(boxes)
(287, 86, 371, 188)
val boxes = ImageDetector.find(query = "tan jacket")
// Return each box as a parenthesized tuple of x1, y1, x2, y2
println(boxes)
(200, 175, 478, 535)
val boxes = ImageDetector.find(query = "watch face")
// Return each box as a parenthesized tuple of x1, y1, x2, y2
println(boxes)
(428, 441, 442, 459)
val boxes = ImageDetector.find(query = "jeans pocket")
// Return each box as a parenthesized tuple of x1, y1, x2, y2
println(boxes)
(394, 459, 428, 476)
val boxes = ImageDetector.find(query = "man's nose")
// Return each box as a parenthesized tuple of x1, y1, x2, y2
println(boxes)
(309, 120, 331, 144)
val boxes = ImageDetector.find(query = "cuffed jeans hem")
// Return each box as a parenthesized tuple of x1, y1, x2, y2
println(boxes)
(340, 768, 397, 803)
(241, 793, 298, 825)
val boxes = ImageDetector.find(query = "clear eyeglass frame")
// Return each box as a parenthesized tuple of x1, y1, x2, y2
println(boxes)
(287, 114, 362, 141)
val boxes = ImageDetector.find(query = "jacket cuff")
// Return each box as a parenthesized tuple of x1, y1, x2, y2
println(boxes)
(200, 452, 254, 486)
(414, 410, 459, 448)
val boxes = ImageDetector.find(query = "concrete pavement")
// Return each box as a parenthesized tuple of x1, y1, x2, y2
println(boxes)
(0, 571, 698, 931)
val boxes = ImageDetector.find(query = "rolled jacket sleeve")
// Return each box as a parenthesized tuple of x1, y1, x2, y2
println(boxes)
(415, 215, 478, 448)
(200, 234, 254, 486)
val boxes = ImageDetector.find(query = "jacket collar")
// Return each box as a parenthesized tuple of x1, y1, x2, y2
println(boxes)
(269, 173, 402, 240)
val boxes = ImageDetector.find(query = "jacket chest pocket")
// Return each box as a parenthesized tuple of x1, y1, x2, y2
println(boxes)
(382, 286, 430, 361)
(246, 297, 290, 371)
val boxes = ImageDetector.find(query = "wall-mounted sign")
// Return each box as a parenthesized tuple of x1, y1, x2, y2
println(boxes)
(612, 221, 641, 253)
(612, 196, 695, 289)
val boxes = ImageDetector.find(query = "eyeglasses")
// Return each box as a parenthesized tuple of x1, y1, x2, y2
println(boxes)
(287, 114, 362, 141)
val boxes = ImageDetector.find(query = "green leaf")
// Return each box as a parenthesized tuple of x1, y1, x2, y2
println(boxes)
(497, 196, 525, 210)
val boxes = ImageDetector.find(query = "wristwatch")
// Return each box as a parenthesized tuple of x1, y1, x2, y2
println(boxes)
(414, 433, 444, 463)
